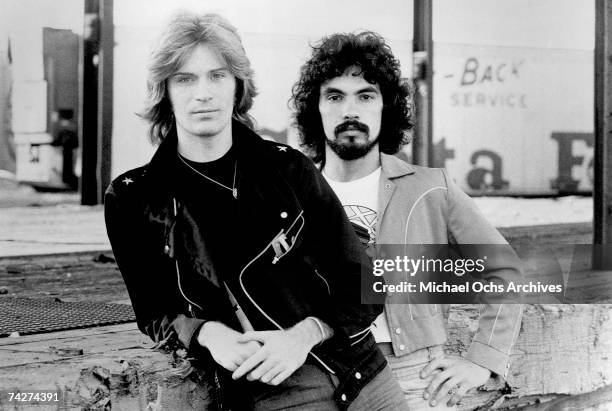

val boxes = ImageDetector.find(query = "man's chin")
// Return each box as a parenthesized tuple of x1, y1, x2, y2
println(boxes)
(183, 124, 225, 139)
(328, 143, 375, 161)
(336, 151, 368, 161)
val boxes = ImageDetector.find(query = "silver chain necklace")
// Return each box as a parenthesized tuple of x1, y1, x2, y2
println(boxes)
(178, 153, 238, 199)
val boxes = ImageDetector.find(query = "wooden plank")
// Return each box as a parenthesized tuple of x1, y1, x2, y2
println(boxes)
(0, 323, 136, 347)
(448, 305, 612, 410)
(510, 384, 612, 410)
(0, 327, 146, 368)
(0, 325, 216, 410)
(0, 251, 127, 304)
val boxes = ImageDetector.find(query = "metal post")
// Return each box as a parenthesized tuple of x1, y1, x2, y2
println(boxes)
(593, 0, 612, 268)
(412, 0, 433, 167)
(99, 0, 113, 199)
(81, 0, 112, 205)
(81, 0, 100, 205)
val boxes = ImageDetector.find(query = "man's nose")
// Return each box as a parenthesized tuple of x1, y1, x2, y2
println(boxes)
(342, 100, 359, 120)
(194, 79, 213, 101)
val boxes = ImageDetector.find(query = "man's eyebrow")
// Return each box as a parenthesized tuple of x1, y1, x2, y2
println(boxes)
(321, 86, 380, 94)
(210, 67, 231, 72)
(321, 87, 345, 95)
(356, 86, 380, 94)
(172, 67, 230, 76)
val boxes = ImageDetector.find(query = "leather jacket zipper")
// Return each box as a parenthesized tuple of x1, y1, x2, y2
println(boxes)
(314, 269, 331, 295)
(169, 197, 204, 314)
(238, 212, 335, 374)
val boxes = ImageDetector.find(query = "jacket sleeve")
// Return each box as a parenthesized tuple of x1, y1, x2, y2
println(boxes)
(104, 183, 206, 353)
(442, 169, 523, 379)
(293, 153, 383, 345)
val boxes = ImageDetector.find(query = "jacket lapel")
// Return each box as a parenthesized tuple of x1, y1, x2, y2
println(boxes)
(376, 154, 416, 237)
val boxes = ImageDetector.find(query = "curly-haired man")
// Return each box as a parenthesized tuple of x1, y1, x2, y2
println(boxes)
(292, 31, 523, 409)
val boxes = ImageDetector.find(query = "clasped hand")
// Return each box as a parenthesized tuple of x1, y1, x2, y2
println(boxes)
(198, 321, 319, 386)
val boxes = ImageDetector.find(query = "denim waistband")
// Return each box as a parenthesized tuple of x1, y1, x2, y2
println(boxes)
(377, 342, 394, 356)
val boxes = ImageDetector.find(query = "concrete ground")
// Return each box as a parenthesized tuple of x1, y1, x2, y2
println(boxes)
(0, 178, 108, 257)
(0, 205, 108, 257)
(0, 178, 80, 208)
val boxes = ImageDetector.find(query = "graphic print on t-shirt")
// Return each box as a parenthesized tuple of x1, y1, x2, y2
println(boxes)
(344, 205, 377, 246)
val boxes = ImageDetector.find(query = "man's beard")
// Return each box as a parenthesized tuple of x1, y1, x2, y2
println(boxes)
(326, 120, 379, 161)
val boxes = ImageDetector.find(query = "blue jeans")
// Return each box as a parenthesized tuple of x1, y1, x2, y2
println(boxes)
(386, 345, 457, 411)
(248, 363, 408, 410)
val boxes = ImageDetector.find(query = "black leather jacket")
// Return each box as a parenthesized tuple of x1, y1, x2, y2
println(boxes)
(104, 121, 386, 409)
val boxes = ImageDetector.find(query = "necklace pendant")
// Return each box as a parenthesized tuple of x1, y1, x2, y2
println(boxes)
(232, 188, 238, 199)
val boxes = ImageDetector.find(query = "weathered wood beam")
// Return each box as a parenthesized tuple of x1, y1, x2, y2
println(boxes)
(593, 0, 612, 268)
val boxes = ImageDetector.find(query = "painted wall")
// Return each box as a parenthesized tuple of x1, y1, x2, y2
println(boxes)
(430, 0, 594, 194)
(434, 44, 593, 194)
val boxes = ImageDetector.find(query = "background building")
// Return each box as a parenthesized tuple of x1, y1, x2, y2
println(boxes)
(0, 0, 596, 196)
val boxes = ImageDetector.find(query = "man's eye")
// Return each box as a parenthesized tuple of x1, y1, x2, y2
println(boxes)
(327, 94, 342, 101)
(212, 72, 227, 80)
(174, 76, 193, 83)
(360, 94, 375, 101)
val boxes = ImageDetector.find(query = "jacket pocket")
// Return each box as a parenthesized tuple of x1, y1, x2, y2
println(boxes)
(271, 211, 305, 264)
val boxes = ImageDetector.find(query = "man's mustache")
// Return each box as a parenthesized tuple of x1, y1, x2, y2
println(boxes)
(334, 120, 369, 135)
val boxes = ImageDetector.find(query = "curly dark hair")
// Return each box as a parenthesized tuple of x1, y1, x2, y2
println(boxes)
(291, 31, 413, 163)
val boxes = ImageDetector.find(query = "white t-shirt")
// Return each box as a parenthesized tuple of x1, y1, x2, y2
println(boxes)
(323, 167, 392, 343)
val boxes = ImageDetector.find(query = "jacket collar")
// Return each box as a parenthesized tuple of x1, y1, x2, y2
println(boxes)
(380, 153, 416, 179)
(376, 153, 415, 236)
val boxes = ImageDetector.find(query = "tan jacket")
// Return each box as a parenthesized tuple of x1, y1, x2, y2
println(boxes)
(377, 154, 523, 379)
